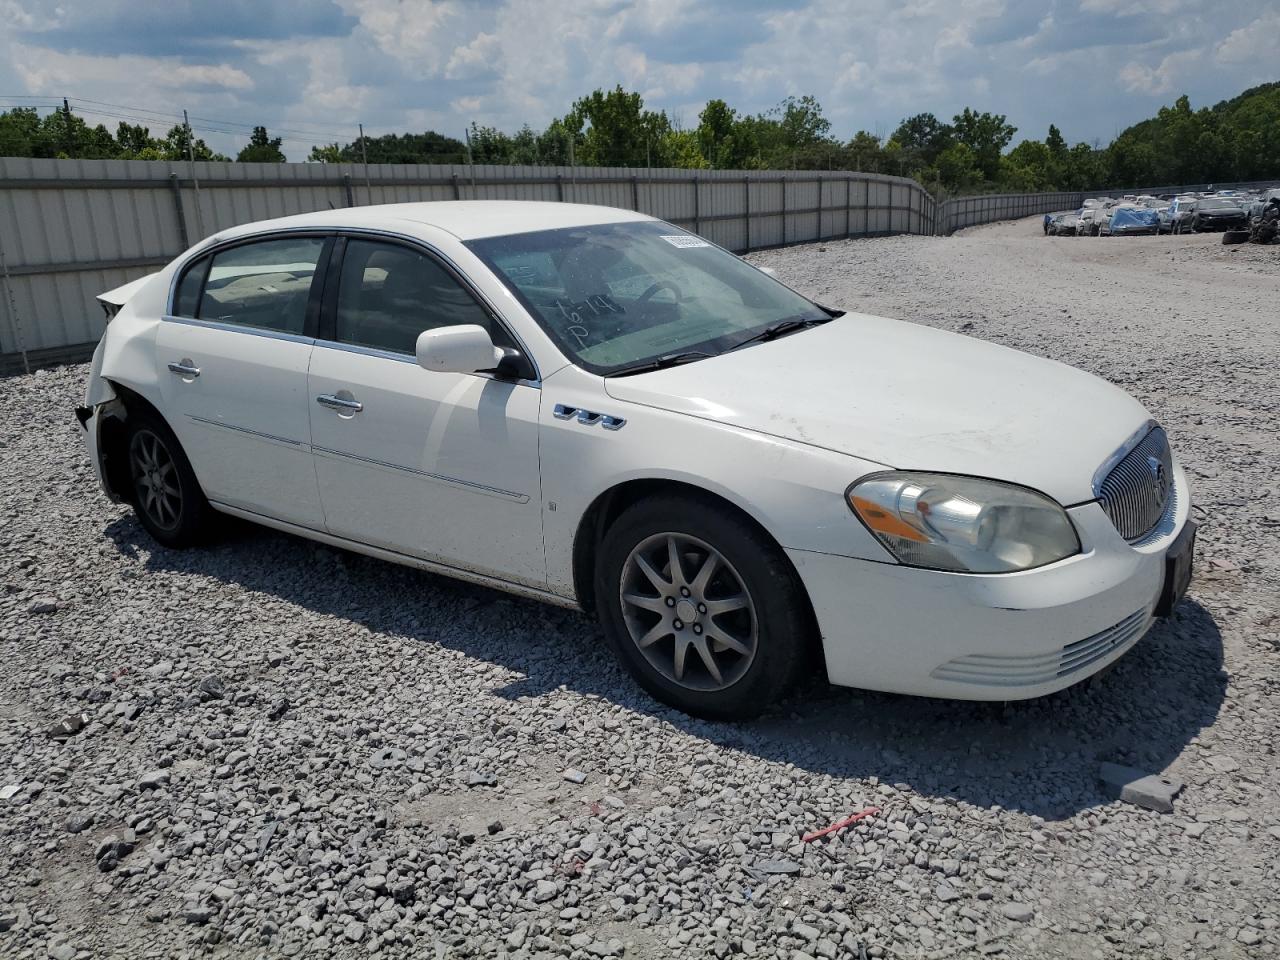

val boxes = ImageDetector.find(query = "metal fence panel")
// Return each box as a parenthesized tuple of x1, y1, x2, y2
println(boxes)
(7, 155, 1255, 371)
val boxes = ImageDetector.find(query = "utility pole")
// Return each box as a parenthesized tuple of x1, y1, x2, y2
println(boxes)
(61, 98, 73, 156)
(358, 123, 371, 204)
(464, 124, 476, 190)
(183, 110, 205, 241)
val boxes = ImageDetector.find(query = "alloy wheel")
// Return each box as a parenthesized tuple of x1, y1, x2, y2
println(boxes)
(619, 532, 758, 692)
(129, 429, 182, 531)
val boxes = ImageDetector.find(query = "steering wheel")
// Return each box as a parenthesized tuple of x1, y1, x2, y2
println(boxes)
(637, 280, 684, 304)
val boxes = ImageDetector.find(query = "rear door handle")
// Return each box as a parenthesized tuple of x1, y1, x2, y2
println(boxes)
(316, 394, 363, 413)
(167, 360, 200, 378)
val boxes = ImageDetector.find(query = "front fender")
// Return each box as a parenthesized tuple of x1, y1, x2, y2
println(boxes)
(539, 368, 896, 599)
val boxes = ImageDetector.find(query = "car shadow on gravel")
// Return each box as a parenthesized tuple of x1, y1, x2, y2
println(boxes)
(105, 515, 1225, 821)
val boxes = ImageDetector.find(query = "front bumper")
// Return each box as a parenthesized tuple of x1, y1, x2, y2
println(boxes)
(791, 467, 1192, 700)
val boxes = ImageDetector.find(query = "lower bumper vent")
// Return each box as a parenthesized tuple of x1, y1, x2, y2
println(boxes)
(931, 609, 1150, 687)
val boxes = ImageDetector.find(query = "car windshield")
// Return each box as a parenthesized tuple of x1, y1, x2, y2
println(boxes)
(465, 221, 830, 375)
(1198, 198, 1233, 210)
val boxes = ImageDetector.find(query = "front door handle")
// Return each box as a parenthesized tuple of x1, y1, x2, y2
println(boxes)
(167, 360, 200, 378)
(316, 394, 363, 413)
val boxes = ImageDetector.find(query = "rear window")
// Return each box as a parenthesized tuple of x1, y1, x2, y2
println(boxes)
(197, 238, 326, 335)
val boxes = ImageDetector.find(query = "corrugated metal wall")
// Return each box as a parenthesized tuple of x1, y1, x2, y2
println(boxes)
(936, 192, 1084, 233)
(0, 155, 1076, 372)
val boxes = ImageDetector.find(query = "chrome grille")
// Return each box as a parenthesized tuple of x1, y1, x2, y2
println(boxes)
(1097, 426, 1173, 542)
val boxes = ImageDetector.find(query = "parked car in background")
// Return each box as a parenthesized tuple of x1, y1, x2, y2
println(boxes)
(1049, 213, 1081, 236)
(1170, 199, 1198, 234)
(1078, 208, 1106, 236)
(1188, 197, 1248, 232)
(76, 200, 1196, 719)
(1104, 207, 1161, 236)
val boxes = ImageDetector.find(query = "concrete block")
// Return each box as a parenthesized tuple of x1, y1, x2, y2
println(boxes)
(1098, 762, 1183, 813)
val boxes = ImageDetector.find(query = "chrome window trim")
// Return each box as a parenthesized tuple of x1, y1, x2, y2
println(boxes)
(165, 227, 335, 322)
(165, 225, 545, 383)
(1091, 418, 1158, 497)
(311, 445, 530, 503)
(162, 314, 317, 346)
(187, 415, 303, 447)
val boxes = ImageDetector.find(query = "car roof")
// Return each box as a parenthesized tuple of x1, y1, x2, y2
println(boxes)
(211, 200, 654, 244)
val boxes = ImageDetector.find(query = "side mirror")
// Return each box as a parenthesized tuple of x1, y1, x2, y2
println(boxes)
(415, 325, 505, 374)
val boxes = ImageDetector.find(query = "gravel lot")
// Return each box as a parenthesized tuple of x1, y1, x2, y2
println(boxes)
(2, 217, 1278, 960)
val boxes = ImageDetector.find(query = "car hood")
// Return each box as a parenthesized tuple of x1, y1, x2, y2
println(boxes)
(603, 313, 1152, 505)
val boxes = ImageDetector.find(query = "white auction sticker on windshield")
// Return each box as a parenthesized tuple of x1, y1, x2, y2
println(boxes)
(659, 234, 710, 248)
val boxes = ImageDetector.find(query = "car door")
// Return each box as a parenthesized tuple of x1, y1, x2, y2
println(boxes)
(157, 234, 329, 528)
(307, 236, 545, 587)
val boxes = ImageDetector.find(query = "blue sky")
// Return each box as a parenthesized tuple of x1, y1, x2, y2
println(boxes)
(1, 0, 1275, 160)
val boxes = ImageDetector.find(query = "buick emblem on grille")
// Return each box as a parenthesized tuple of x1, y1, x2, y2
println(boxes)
(1146, 454, 1170, 503)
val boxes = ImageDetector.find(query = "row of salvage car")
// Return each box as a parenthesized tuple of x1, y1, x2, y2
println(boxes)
(1045, 187, 1280, 241)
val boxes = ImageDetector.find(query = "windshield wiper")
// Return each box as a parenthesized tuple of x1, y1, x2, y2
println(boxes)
(607, 351, 714, 377)
(728, 315, 831, 352)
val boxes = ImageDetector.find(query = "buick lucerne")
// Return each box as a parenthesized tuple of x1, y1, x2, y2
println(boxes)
(78, 201, 1195, 719)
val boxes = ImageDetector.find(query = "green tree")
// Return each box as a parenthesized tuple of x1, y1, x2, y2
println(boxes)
(466, 123, 514, 164)
(951, 108, 1016, 182)
(304, 130, 466, 164)
(236, 126, 285, 163)
(0, 107, 42, 156)
(663, 129, 709, 169)
(1062, 142, 1106, 190)
(162, 124, 230, 162)
(844, 130, 885, 173)
(505, 125, 541, 165)
(560, 86, 672, 166)
(888, 113, 953, 168)
(697, 98, 748, 169)
(115, 122, 162, 158)
(308, 143, 343, 163)
(935, 142, 982, 191)
(38, 107, 118, 159)
(1005, 139, 1054, 190)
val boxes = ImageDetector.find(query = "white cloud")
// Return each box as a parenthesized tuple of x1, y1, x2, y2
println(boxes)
(445, 31, 500, 80)
(13, 47, 253, 94)
(0, 0, 1270, 154)
(1079, 0, 1195, 13)
(335, 0, 463, 75)
(168, 64, 254, 90)
(1215, 10, 1280, 64)
(1117, 48, 1202, 95)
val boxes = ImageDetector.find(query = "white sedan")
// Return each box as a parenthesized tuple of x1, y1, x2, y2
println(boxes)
(78, 201, 1195, 719)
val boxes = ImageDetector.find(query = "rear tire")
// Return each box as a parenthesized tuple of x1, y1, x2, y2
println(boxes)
(595, 495, 812, 720)
(124, 408, 210, 548)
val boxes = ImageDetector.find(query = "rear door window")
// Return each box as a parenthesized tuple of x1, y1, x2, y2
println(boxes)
(198, 238, 327, 335)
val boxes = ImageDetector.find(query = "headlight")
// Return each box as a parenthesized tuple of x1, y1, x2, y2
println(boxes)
(846, 472, 1080, 573)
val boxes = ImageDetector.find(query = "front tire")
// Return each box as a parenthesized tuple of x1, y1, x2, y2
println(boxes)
(595, 495, 812, 720)
(124, 409, 210, 548)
